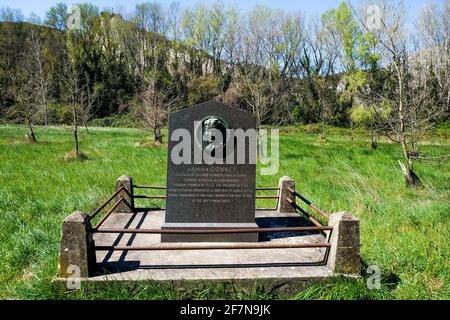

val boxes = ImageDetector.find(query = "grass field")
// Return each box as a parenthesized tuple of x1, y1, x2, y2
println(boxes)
(0, 124, 449, 300)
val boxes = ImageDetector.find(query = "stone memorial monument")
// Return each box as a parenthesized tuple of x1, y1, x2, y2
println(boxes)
(57, 100, 361, 285)
(162, 101, 259, 242)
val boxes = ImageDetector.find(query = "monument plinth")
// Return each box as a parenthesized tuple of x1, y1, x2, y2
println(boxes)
(162, 101, 258, 242)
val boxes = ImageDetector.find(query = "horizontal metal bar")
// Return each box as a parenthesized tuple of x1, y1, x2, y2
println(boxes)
(287, 187, 329, 219)
(309, 203, 329, 219)
(91, 186, 125, 219)
(133, 185, 166, 189)
(287, 198, 323, 228)
(287, 187, 311, 205)
(93, 226, 332, 234)
(134, 195, 166, 199)
(94, 197, 125, 229)
(95, 242, 331, 251)
(134, 195, 279, 200)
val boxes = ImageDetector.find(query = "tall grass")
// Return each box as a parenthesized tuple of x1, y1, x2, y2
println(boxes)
(0, 124, 448, 299)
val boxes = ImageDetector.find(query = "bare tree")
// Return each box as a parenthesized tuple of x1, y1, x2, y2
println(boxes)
(222, 4, 242, 72)
(228, 5, 270, 128)
(233, 74, 271, 129)
(28, 28, 51, 126)
(138, 84, 178, 144)
(8, 26, 47, 142)
(356, 0, 447, 187)
(79, 87, 98, 133)
(228, 6, 303, 127)
(61, 57, 85, 160)
(416, 0, 450, 116)
(295, 16, 339, 138)
(9, 77, 38, 142)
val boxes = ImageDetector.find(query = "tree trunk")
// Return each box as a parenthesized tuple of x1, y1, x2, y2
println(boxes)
(74, 126, 79, 158)
(43, 107, 48, 126)
(370, 125, 377, 150)
(257, 128, 266, 159)
(73, 104, 80, 158)
(321, 120, 326, 140)
(407, 157, 422, 187)
(26, 118, 36, 143)
(395, 62, 421, 187)
(43, 102, 48, 126)
(398, 159, 422, 188)
(154, 127, 162, 144)
(318, 87, 326, 140)
(399, 134, 422, 187)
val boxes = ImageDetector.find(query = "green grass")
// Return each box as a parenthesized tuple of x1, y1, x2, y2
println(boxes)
(0, 124, 449, 300)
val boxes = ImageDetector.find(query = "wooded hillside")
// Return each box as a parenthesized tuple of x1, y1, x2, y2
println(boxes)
(1, 1, 447, 128)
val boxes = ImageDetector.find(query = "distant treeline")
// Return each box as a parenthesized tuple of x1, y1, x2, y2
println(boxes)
(0, 1, 448, 128)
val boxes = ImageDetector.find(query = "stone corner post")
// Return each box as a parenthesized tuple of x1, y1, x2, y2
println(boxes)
(58, 211, 96, 278)
(115, 175, 134, 213)
(327, 212, 360, 275)
(277, 176, 296, 214)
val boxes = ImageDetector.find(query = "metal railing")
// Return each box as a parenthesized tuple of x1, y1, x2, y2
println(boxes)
(287, 186, 329, 220)
(89, 186, 132, 230)
(90, 186, 125, 219)
(94, 226, 332, 234)
(89, 182, 332, 265)
(95, 242, 331, 251)
(93, 225, 332, 252)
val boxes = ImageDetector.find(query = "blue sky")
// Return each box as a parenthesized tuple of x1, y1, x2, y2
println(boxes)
(0, 0, 436, 26)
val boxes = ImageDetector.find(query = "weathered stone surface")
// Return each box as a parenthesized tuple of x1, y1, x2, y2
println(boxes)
(115, 175, 133, 213)
(277, 176, 296, 214)
(327, 212, 360, 275)
(163, 101, 258, 242)
(58, 211, 96, 278)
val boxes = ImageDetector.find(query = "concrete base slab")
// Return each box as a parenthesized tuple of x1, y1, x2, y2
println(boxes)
(74, 210, 333, 289)
(58, 209, 347, 294)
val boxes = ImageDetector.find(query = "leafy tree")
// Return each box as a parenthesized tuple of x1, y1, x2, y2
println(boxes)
(322, 2, 360, 72)
(0, 7, 24, 22)
(44, 3, 68, 31)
